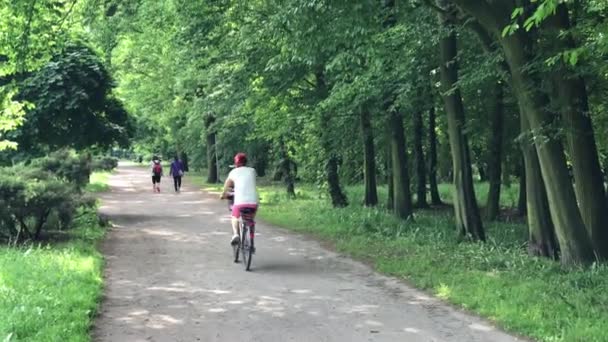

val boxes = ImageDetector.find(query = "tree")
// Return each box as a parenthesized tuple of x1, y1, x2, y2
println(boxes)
(13, 44, 132, 153)
(436, 0, 484, 240)
(448, 0, 595, 264)
(205, 114, 218, 183)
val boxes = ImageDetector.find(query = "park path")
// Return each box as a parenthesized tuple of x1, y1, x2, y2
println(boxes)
(92, 163, 524, 342)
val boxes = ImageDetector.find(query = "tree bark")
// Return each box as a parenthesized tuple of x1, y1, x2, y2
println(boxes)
(485, 80, 504, 220)
(428, 104, 443, 205)
(437, 1, 484, 240)
(547, 4, 608, 259)
(520, 113, 558, 259)
(279, 140, 296, 198)
(204, 114, 218, 183)
(386, 137, 394, 210)
(181, 152, 189, 172)
(503, 35, 595, 265)
(449, 0, 595, 264)
(390, 110, 413, 219)
(360, 106, 378, 206)
(316, 69, 348, 208)
(517, 159, 527, 217)
(413, 110, 428, 208)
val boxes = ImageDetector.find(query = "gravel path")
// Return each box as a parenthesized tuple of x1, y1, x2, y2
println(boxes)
(92, 164, 523, 342)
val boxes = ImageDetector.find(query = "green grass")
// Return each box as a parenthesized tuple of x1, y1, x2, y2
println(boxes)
(85, 171, 111, 193)
(0, 208, 105, 342)
(195, 174, 606, 342)
(436, 182, 521, 209)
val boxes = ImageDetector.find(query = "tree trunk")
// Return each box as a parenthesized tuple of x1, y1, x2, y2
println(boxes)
(503, 35, 595, 265)
(520, 113, 558, 259)
(34, 210, 50, 240)
(254, 148, 269, 177)
(485, 80, 504, 220)
(548, 4, 608, 259)
(360, 107, 378, 206)
(413, 110, 428, 208)
(437, 1, 484, 240)
(279, 140, 296, 198)
(316, 69, 348, 208)
(204, 114, 218, 183)
(477, 164, 487, 182)
(181, 152, 189, 172)
(386, 138, 394, 210)
(517, 159, 527, 217)
(428, 104, 442, 205)
(390, 110, 413, 219)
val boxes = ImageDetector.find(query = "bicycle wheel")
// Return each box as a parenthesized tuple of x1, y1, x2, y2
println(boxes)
(241, 225, 253, 271)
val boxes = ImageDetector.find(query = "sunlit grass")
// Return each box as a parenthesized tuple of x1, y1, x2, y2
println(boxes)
(0, 209, 105, 342)
(86, 171, 111, 193)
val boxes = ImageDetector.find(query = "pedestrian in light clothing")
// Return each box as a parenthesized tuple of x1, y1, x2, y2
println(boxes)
(170, 156, 185, 193)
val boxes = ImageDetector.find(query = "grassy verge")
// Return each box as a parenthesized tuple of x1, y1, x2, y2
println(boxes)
(1, 169, 112, 341)
(194, 174, 606, 342)
(86, 171, 112, 193)
(0, 209, 105, 342)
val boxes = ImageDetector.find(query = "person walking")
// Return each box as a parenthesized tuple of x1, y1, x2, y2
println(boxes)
(151, 156, 163, 193)
(170, 155, 185, 193)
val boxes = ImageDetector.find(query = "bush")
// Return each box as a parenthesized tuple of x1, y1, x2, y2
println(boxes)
(91, 156, 118, 172)
(31, 150, 92, 191)
(0, 152, 96, 242)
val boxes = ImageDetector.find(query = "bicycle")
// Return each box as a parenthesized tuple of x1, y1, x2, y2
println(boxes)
(233, 208, 256, 271)
(225, 191, 256, 271)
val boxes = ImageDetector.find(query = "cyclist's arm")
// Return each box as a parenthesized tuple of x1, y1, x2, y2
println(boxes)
(220, 177, 234, 199)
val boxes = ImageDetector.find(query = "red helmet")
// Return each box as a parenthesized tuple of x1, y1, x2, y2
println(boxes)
(234, 152, 247, 167)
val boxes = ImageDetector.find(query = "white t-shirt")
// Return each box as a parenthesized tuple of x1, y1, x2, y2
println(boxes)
(228, 166, 258, 205)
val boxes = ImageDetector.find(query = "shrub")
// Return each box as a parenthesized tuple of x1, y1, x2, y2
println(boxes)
(0, 152, 97, 242)
(91, 156, 118, 172)
(31, 150, 92, 191)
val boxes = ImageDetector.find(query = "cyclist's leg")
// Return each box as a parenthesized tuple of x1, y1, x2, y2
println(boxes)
(230, 205, 241, 244)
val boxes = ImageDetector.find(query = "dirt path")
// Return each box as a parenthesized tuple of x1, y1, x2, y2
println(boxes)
(93, 164, 523, 342)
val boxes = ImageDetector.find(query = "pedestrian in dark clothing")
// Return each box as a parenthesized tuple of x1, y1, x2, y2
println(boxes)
(170, 156, 185, 193)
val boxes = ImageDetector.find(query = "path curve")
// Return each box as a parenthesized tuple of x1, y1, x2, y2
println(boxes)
(93, 164, 524, 342)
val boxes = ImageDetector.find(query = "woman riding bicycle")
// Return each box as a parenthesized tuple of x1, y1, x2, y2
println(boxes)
(220, 153, 259, 245)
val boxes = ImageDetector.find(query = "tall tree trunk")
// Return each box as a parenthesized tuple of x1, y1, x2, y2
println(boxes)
(253, 146, 269, 177)
(390, 110, 413, 219)
(428, 104, 442, 205)
(521, 113, 558, 259)
(204, 114, 218, 183)
(316, 69, 348, 208)
(437, 1, 484, 240)
(547, 4, 608, 259)
(279, 140, 296, 198)
(360, 106, 378, 206)
(503, 36, 595, 265)
(386, 138, 394, 210)
(181, 152, 189, 172)
(413, 110, 428, 208)
(485, 80, 504, 220)
(517, 159, 527, 217)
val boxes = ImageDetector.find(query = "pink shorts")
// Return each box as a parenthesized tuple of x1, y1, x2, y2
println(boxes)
(231, 204, 258, 218)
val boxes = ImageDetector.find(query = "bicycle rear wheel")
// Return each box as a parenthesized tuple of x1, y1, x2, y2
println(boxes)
(241, 225, 253, 271)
